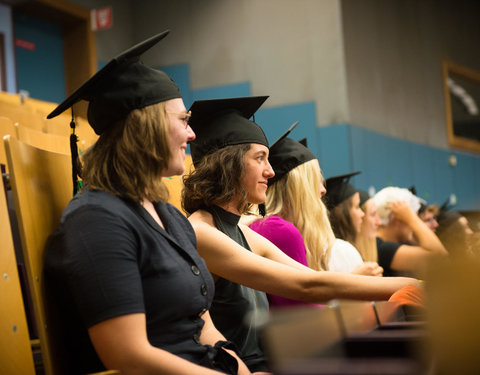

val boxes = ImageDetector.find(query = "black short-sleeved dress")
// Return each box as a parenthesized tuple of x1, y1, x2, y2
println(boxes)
(44, 189, 233, 374)
(207, 205, 270, 372)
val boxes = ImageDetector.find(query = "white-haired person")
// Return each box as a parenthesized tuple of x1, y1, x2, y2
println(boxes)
(374, 187, 448, 277)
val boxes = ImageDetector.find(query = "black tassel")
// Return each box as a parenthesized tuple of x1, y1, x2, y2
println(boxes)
(70, 110, 80, 196)
(258, 203, 266, 217)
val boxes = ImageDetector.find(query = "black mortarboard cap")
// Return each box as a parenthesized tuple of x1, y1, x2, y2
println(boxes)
(324, 171, 361, 210)
(47, 29, 181, 135)
(188, 96, 269, 166)
(268, 133, 316, 186)
(358, 190, 371, 207)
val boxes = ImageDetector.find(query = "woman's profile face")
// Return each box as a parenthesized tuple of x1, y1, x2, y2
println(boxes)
(312, 159, 327, 197)
(349, 192, 364, 233)
(163, 98, 196, 177)
(241, 143, 274, 204)
(363, 199, 381, 239)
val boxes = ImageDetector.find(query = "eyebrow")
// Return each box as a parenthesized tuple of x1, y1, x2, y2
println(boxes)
(254, 150, 268, 157)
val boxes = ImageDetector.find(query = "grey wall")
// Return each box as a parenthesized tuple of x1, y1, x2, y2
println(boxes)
(128, 0, 349, 127)
(342, 0, 480, 149)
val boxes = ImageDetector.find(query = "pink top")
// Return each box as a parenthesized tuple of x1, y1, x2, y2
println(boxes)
(249, 215, 315, 308)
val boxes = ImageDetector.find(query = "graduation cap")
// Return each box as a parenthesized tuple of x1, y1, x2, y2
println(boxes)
(47, 29, 181, 134)
(47, 29, 180, 195)
(324, 171, 361, 210)
(358, 190, 371, 207)
(267, 124, 316, 186)
(188, 96, 269, 167)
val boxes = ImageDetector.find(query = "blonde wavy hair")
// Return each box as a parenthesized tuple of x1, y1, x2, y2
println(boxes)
(265, 159, 335, 271)
(354, 198, 378, 262)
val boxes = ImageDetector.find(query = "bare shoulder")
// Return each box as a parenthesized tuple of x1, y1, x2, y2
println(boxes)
(188, 209, 215, 227)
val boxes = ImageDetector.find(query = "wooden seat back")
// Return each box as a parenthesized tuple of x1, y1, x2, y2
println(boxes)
(0, 175, 36, 375)
(0, 116, 16, 172)
(16, 124, 71, 154)
(4, 135, 72, 375)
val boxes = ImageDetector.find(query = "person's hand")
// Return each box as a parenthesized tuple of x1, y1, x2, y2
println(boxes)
(352, 262, 384, 277)
(389, 200, 416, 224)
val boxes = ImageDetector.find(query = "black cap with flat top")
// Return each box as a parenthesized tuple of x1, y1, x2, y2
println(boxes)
(47, 29, 181, 135)
(324, 171, 361, 210)
(188, 96, 269, 166)
(268, 134, 316, 186)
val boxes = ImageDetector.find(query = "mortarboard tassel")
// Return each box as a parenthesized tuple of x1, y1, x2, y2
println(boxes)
(258, 203, 266, 217)
(69, 109, 81, 196)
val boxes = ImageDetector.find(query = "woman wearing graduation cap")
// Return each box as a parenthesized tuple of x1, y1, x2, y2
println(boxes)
(182, 97, 420, 372)
(249, 136, 390, 309)
(44, 31, 251, 375)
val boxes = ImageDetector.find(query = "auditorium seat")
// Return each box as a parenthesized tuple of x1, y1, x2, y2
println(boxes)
(4, 135, 118, 375)
(0, 175, 36, 375)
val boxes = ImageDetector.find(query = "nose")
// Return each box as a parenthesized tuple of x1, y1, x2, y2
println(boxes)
(186, 125, 196, 141)
(319, 183, 327, 197)
(265, 160, 275, 179)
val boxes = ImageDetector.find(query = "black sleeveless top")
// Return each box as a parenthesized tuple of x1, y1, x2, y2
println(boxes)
(207, 205, 270, 372)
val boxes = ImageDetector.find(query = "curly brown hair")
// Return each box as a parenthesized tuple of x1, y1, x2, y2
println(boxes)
(81, 102, 171, 204)
(182, 144, 251, 215)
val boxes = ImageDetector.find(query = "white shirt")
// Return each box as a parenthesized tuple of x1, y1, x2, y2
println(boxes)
(328, 238, 364, 273)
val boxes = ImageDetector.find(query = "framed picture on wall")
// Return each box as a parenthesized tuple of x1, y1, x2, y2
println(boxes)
(443, 60, 480, 153)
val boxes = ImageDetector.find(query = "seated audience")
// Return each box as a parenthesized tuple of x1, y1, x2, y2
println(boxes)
(182, 104, 420, 372)
(374, 187, 448, 277)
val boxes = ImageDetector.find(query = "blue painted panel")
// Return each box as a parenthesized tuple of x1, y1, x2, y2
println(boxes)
(431, 148, 454, 206)
(255, 102, 317, 152)
(349, 125, 370, 190)
(14, 11, 65, 103)
(192, 82, 251, 103)
(317, 124, 351, 178)
(453, 152, 477, 210)
(410, 143, 436, 203)
(474, 158, 480, 209)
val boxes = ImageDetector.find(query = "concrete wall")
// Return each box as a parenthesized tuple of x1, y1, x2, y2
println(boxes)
(342, 0, 480, 149)
(124, 0, 349, 127)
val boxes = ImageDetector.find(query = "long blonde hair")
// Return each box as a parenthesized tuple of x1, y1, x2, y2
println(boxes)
(354, 199, 378, 262)
(265, 159, 335, 270)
